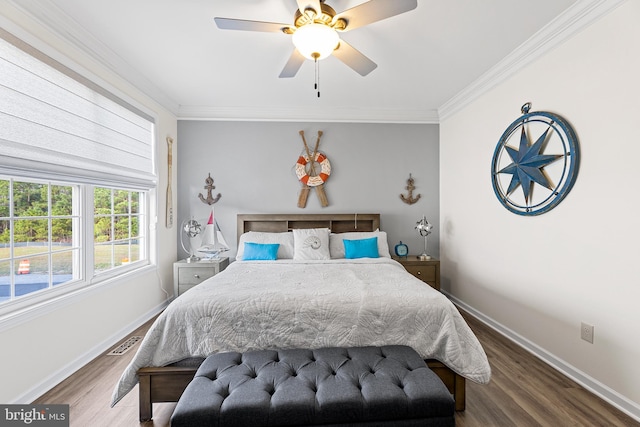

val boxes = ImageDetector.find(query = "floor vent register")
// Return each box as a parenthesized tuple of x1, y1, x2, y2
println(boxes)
(107, 336, 143, 356)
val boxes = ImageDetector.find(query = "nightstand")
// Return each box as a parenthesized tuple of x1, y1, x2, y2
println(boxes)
(392, 256, 440, 291)
(173, 257, 229, 297)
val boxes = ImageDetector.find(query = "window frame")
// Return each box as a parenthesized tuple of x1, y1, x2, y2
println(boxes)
(0, 177, 152, 317)
(0, 176, 81, 301)
(0, 28, 158, 322)
(91, 185, 149, 277)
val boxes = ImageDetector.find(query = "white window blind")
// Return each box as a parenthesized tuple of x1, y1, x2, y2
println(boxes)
(0, 29, 155, 189)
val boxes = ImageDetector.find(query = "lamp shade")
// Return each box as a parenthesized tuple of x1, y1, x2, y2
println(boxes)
(292, 23, 339, 60)
(415, 216, 433, 237)
(180, 218, 202, 262)
(415, 216, 433, 260)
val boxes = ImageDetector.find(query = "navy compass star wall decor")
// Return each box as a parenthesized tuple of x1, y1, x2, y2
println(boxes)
(491, 103, 579, 216)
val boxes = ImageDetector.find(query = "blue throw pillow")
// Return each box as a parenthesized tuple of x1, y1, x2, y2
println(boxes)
(343, 237, 379, 259)
(242, 242, 280, 260)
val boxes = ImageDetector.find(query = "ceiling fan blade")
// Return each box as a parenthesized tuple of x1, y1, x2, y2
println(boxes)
(214, 17, 290, 33)
(332, 40, 377, 76)
(334, 0, 417, 32)
(279, 49, 305, 78)
(296, 0, 322, 16)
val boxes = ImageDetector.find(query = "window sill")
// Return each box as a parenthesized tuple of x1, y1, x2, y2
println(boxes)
(0, 264, 158, 333)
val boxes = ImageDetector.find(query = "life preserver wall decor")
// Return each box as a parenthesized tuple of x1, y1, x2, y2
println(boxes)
(296, 152, 331, 186)
(491, 103, 579, 216)
(296, 130, 330, 208)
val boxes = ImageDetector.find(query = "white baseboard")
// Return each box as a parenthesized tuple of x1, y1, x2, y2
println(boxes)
(445, 292, 640, 423)
(13, 300, 170, 404)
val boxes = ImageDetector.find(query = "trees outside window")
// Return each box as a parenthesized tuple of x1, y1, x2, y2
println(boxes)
(94, 187, 144, 272)
(0, 32, 154, 313)
(0, 178, 147, 305)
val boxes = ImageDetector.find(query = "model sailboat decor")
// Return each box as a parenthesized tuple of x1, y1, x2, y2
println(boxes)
(197, 209, 229, 260)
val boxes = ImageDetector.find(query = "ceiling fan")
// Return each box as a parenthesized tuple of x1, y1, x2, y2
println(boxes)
(214, 0, 418, 79)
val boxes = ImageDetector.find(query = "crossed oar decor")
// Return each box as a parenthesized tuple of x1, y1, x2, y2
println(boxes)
(295, 130, 331, 208)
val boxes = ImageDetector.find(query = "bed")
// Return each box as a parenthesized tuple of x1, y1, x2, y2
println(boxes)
(111, 213, 491, 421)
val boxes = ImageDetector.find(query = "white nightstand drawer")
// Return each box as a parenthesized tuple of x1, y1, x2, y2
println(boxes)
(173, 257, 229, 297)
(178, 267, 215, 285)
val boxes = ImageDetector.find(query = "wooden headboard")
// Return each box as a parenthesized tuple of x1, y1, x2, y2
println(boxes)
(237, 213, 380, 242)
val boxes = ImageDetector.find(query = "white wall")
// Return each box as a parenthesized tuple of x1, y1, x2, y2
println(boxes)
(440, 0, 639, 418)
(0, 4, 177, 403)
(177, 121, 439, 259)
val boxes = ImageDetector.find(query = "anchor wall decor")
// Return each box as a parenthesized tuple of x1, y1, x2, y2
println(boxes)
(400, 173, 421, 205)
(198, 173, 222, 206)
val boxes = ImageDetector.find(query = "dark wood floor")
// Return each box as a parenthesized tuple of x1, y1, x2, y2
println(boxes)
(34, 309, 639, 426)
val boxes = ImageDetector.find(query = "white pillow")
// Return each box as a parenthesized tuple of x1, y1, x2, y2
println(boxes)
(329, 230, 391, 259)
(293, 228, 331, 260)
(236, 231, 294, 260)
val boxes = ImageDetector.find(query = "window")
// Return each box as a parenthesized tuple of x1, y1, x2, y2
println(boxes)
(94, 187, 146, 273)
(0, 30, 156, 313)
(0, 178, 79, 303)
(0, 178, 149, 306)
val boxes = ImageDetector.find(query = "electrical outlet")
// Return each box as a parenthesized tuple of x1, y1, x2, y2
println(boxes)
(581, 322, 594, 343)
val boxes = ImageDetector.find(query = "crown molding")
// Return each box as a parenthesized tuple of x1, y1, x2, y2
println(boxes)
(7, 0, 436, 123)
(8, 0, 625, 124)
(438, 0, 627, 121)
(7, 0, 180, 115)
(178, 105, 440, 124)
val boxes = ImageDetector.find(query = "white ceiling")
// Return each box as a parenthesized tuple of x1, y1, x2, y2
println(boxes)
(9, 0, 598, 123)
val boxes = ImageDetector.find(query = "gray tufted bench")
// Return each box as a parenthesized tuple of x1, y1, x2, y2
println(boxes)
(170, 345, 454, 427)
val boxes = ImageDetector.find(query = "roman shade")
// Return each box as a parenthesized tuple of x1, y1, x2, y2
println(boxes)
(0, 29, 155, 189)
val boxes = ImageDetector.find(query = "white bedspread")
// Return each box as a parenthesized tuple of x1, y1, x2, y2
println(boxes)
(111, 258, 491, 406)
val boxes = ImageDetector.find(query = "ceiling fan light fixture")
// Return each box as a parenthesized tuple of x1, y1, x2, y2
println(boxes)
(292, 23, 339, 60)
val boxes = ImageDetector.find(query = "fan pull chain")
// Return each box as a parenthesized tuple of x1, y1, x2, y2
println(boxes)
(314, 56, 320, 98)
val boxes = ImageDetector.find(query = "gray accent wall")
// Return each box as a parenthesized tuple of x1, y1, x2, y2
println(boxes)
(177, 121, 439, 260)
